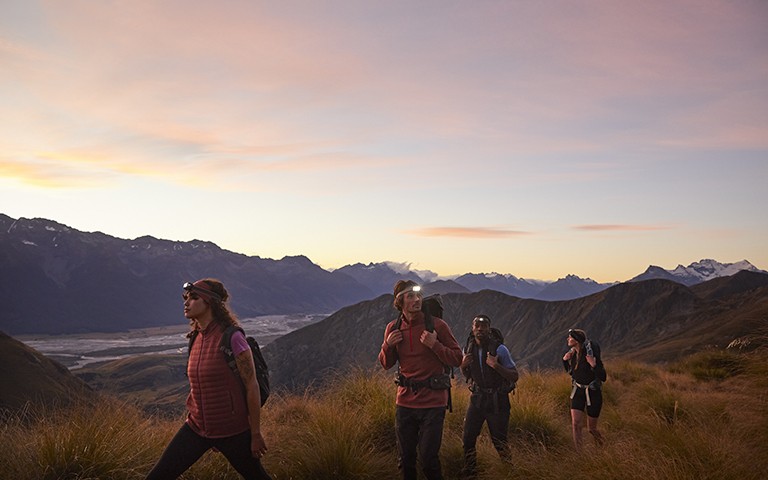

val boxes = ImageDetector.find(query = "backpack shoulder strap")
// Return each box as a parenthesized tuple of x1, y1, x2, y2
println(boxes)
(393, 316, 402, 330)
(464, 332, 475, 355)
(187, 330, 199, 353)
(220, 325, 244, 371)
(185, 330, 199, 376)
(424, 311, 435, 333)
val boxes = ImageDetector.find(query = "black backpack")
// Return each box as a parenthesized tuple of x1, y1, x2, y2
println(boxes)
(187, 325, 270, 407)
(463, 327, 515, 393)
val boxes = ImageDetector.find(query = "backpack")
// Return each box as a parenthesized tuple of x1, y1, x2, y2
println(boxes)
(578, 339, 607, 384)
(187, 325, 270, 407)
(392, 293, 455, 411)
(463, 327, 516, 394)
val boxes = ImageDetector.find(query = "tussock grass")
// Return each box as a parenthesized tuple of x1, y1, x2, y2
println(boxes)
(2, 350, 767, 479)
(506, 374, 567, 449)
(0, 397, 164, 479)
(672, 349, 747, 380)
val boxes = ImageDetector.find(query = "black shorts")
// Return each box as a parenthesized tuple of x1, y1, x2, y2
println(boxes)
(570, 387, 603, 417)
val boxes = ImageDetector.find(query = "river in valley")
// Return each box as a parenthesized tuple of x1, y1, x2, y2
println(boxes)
(17, 313, 326, 369)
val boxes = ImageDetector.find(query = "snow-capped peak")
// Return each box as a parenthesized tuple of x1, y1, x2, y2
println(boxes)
(670, 259, 761, 282)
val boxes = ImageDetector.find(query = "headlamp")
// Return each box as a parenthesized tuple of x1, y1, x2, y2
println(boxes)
(183, 281, 222, 302)
(396, 284, 422, 298)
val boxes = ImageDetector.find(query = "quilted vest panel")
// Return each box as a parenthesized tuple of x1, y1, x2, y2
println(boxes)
(186, 323, 250, 438)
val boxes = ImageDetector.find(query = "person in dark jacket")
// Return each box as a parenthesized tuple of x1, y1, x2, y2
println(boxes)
(379, 280, 463, 480)
(146, 279, 271, 480)
(562, 328, 606, 449)
(460, 315, 519, 478)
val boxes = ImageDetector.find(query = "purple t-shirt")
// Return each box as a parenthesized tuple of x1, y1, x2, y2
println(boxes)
(230, 330, 249, 356)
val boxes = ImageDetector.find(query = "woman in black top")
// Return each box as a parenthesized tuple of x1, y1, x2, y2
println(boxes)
(562, 328, 606, 449)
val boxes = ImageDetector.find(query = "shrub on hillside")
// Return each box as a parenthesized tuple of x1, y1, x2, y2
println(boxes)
(672, 349, 745, 380)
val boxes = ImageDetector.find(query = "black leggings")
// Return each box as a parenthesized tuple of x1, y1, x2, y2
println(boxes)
(145, 423, 272, 480)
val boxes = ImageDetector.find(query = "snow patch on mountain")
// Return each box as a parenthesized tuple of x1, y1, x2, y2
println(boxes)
(631, 259, 764, 286)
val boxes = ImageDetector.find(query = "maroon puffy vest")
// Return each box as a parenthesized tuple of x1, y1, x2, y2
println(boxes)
(186, 323, 250, 438)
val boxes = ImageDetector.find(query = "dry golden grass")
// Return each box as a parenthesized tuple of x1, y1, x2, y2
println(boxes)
(1, 349, 767, 479)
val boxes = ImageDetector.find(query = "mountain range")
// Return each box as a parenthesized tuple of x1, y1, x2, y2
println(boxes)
(263, 270, 768, 389)
(1, 213, 763, 334)
(628, 259, 762, 285)
(3, 269, 765, 414)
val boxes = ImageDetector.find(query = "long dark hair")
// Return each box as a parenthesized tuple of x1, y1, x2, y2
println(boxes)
(569, 328, 587, 371)
(186, 278, 240, 337)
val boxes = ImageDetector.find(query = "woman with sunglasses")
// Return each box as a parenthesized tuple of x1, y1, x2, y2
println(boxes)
(146, 279, 272, 480)
(562, 328, 606, 450)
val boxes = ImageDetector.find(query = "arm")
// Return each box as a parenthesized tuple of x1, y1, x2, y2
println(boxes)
(422, 319, 463, 368)
(591, 357, 607, 382)
(460, 352, 473, 379)
(562, 348, 575, 373)
(378, 321, 400, 370)
(594, 362, 608, 382)
(235, 350, 267, 458)
(486, 345, 519, 383)
(586, 343, 607, 381)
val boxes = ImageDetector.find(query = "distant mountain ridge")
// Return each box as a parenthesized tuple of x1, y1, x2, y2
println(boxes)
(629, 259, 763, 286)
(340, 259, 763, 301)
(0, 214, 373, 334)
(265, 270, 768, 389)
(337, 264, 615, 300)
(1, 213, 763, 334)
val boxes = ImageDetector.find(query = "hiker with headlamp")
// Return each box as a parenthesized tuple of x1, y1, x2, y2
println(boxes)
(379, 280, 463, 480)
(460, 315, 519, 478)
(145, 279, 272, 480)
(563, 328, 606, 450)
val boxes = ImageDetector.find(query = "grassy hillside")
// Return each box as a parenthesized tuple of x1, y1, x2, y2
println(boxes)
(2, 346, 767, 479)
(264, 273, 768, 389)
(0, 332, 95, 411)
(75, 354, 189, 417)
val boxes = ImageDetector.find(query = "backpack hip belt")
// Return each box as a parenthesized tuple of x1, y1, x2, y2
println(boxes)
(570, 379, 602, 407)
(396, 372, 451, 391)
(469, 384, 505, 395)
(468, 384, 508, 413)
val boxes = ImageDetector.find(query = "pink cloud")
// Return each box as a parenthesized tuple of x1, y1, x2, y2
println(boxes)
(573, 225, 674, 232)
(404, 227, 530, 239)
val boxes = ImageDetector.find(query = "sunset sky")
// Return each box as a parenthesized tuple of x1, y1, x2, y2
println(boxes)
(1, 1, 766, 283)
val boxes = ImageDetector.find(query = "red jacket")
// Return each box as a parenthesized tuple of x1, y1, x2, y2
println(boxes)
(186, 322, 250, 438)
(379, 312, 462, 409)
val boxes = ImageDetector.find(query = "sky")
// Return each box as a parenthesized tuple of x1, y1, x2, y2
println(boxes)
(1, 1, 767, 283)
